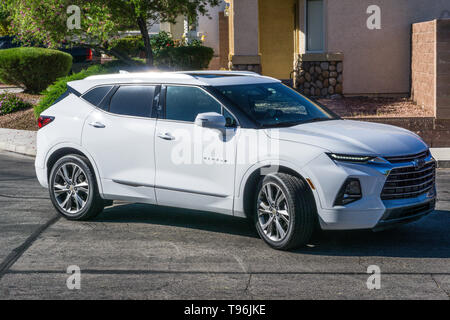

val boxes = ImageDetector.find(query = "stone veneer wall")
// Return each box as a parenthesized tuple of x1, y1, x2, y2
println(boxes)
(411, 20, 436, 115)
(228, 55, 262, 73)
(294, 54, 344, 97)
(411, 19, 450, 119)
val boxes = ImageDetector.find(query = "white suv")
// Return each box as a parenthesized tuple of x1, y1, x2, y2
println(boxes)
(35, 71, 436, 250)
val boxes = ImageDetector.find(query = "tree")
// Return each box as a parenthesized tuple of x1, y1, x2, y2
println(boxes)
(3, 0, 220, 66)
(0, 6, 9, 35)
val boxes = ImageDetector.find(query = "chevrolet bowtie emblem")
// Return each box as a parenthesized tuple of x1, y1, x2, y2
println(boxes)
(413, 158, 425, 169)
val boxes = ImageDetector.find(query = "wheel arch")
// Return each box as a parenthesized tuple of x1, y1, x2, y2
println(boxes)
(45, 144, 103, 194)
(240, 162, 317, 220)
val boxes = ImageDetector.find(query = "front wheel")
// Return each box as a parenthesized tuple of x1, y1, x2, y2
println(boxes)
(255, 173, 316, 250)
(48, 155, 104, 220)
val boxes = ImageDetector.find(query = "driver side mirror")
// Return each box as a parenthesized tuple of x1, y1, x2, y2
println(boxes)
(194, 112, 227, 134)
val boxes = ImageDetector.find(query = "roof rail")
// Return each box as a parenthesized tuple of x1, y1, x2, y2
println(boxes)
(176, 70, 259, 76)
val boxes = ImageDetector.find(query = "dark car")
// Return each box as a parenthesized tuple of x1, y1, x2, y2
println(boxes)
(59, 46, 93, 63)
(0, 36, 20, 49)
(0, 36, 93, 63)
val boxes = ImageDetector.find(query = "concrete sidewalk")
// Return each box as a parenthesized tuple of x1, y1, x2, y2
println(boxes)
(0, 127, 449, 166)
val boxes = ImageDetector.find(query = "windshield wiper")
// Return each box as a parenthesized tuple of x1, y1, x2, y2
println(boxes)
(302, 117, 334, 124)
(260, 117, 333, 128)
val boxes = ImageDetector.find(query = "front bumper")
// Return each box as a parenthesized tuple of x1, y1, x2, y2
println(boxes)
(305, 152, 436, 230)
(373, 198, 435, 231)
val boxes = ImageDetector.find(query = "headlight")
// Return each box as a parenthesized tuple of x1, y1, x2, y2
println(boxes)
(327, 153, 387, 164)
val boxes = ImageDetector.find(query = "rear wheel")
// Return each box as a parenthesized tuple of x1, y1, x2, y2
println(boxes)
(254, 173, 316, 250)
(49, 155, 104, 220)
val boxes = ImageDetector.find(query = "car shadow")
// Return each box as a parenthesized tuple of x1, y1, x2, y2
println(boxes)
(94, 203, 450, 258)
(298, 210, 450, 258)
(94, 202, 259, 239)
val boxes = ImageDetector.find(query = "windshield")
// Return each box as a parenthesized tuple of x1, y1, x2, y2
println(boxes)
(214, 82, 338, 127)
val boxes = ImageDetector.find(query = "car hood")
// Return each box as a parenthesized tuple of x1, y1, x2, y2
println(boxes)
(265, 120, 428, 156)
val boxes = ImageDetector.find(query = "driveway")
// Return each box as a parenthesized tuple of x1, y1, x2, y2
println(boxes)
(0, 151, 449, 299)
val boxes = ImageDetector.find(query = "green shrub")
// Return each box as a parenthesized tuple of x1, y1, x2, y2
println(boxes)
(110, 36, 145, 57)
(111, 32, 176, 57)
(35, 59, 146, 118)
(155, 45, 214, 71)
(0, 47, 72, 94)
(150, 31, 175, 54)
(0, 92, 32, 115)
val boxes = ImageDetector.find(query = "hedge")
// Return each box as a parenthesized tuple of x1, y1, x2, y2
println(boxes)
(111, 36, 144, 57)
(0, 47, 72, 94)
(155, 46, 214, 71)
(35, 59, 146, 118)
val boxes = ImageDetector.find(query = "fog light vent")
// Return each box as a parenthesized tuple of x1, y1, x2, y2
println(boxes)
(334, 178, 362, 206)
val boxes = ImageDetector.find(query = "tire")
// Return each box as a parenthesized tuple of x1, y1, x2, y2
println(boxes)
(48, 154, 104, 221)
(254, 173, 316, 250)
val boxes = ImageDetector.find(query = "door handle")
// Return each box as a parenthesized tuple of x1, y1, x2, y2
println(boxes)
(88, 121, 106, 128)
(157, 132, 175, 140)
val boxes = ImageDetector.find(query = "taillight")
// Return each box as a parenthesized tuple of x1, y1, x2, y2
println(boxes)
(86, 48, 93, 61)
(38, 116, 54, 129)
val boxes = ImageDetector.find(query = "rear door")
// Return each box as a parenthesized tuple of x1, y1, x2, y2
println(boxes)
(82, 84, 160, 203)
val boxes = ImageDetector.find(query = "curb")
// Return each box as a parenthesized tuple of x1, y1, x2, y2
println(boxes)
(0, 141, 36, 157)
(437, 161, 450, 168)
(430, 148, 450, 168)
(0, 128, 37, 157)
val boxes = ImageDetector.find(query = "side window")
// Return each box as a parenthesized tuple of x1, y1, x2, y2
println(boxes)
(109, 86, 156, 118)
(82, 86, 113, 108)
(223, 108, 237, 127)
(165, 86, 222, 122)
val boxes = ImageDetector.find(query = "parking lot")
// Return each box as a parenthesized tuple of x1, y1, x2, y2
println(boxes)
(0, 150, 449, 299)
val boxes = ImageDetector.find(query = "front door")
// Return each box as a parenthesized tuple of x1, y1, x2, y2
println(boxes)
(154, 85, 238, 215)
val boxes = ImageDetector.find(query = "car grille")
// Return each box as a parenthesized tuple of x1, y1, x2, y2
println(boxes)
(381, 161, 435, 200)
(384, 150, 430, 163)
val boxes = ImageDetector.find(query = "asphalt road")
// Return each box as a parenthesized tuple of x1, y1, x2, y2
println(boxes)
(0, 151, 449, 300)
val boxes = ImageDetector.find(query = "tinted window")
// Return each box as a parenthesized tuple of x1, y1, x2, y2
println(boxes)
(82, 86, 113, 106)
(165, 86, 222, 122)
(215, 83, 337, 127)
(109, 86, 156, 118)
(223, 108, 237, 127)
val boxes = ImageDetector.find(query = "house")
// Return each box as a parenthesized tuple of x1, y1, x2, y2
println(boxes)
(139, 1, 227, 69)
(223, 0, 449, 102)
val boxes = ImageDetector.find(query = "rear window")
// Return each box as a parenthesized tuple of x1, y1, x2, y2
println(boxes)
(50, 86, 81, 107)
(82, 86, 113, 107)
(109, 85, 156, 118)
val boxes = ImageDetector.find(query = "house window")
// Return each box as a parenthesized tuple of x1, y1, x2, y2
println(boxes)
(306, 0, 324, 52)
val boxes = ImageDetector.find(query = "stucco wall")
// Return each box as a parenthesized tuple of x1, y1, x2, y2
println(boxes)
(197, 1, 226, 54)
(258, 0, 296, 79)
(229, 0, 259, 56)
(326, 0, 450, 95)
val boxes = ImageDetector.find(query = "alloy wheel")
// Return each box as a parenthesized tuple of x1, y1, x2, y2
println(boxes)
(257, 182, 291, 242)
(52, 163, 90, 215)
